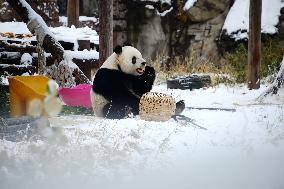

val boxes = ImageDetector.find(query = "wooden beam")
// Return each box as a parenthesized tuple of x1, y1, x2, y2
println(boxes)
(0, 64, 37, 75)
(0, 41, 36, 53)
(248, 0, 262, 89)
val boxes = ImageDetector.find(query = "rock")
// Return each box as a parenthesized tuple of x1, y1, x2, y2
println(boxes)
(186, 0, 232, 22)
(167, 74, 211, 90)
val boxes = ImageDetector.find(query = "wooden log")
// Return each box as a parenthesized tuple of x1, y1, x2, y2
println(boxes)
(0, 41, 36, 53)
(99, 0, 113, 66)
(248, 0, 262, 89)
(0, 64, 37, 75)
(1, 39, 96, 52)
(167, 75, 211, 90)
(0, 52, 22, 65)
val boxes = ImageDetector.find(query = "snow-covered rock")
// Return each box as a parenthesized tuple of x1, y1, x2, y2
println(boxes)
(20, 53, 33, 65)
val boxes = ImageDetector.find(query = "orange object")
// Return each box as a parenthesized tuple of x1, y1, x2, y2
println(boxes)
(8, 76, 49, 117)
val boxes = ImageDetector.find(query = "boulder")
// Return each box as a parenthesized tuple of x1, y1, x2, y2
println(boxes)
(186, 0, 232, 22)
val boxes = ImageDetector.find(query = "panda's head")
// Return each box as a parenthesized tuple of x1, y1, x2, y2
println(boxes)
(114, 45, 147, 76)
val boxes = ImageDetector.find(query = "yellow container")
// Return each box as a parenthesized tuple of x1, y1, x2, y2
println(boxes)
(8, 76, 49, 117)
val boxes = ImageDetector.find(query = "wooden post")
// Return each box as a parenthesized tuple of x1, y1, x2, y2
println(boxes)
(67, 0, 80, 27)
(248, 0, 262, 89)
(99, 0, 113, 66)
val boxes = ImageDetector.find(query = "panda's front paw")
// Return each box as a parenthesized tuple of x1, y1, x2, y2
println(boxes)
(143, 66, 156, 83)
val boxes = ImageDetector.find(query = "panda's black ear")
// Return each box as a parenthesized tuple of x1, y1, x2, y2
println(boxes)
(114, 45, 122, 54)
(123, 42, 132, 47)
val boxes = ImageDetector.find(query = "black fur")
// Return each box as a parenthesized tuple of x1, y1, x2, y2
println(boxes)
(92, 66, 155, 119)
(114, 45, 122, 54)
(123, 42, 132, 47)
(131, 66, 156, 97)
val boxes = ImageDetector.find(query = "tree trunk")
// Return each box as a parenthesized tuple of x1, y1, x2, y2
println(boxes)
(6, 0, 91, 86)
(99, 0, 113, 66)
(67, 0, 80, 27)
(248, 0, 262, 89)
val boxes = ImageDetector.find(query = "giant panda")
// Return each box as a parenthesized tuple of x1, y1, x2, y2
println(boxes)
(91, 45, 156, 119)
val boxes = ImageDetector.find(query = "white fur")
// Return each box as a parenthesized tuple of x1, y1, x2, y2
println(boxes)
(101, 46, 146, 76)
(91, 90, 108, 117)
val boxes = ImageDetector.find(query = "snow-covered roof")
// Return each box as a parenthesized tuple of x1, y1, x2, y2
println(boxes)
(222, 0, 284, 40)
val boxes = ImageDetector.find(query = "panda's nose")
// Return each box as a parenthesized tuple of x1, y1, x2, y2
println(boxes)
(141, 62, 146, 66)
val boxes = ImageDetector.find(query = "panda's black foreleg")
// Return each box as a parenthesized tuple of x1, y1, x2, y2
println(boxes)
(102, 102, 127, 119)
(132, 66, 156, 97)
(102, 99, 139, 119)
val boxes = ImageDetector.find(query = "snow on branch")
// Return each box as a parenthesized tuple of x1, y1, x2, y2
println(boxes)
(258, 56, 284, 100)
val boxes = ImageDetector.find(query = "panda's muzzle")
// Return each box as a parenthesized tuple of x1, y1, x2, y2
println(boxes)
(136, 62, 146, 74)
(136, 68, 145, 74)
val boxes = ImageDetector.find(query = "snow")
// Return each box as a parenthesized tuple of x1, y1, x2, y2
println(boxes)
(1, 83, 284, 189)
(0, 75, 8, 85)
(20, 53, 33, 65)
(59, 16, 98, 25)
(0, 22, 99, 51)
(223, 0, 284, 40)
(156, 7, 173, 16)
(65, 50, 99, 60)
(183, 0, 198, 11)
(50, 26, 99, 50)
(0, 22, 31, 34)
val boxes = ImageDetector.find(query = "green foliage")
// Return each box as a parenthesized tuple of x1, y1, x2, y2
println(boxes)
(260, 37, 284, 77)
(224, 37, 284, 83)
(224, 43, 248, 83)
(60, 105, 93, 116)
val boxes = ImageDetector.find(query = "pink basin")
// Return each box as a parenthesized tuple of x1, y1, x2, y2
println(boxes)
(59, 84, 93, 108)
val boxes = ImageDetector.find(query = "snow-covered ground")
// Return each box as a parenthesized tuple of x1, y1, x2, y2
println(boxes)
(223, 0, 284, 40)
(1, 83, 284, 189)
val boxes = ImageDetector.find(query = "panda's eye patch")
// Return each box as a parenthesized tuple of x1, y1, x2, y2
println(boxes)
(132, 56, 136, 64)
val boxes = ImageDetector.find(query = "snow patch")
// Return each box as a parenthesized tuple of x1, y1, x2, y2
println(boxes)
(183, 0, 198, 10)
(65, 50, 99, 60)
(223, 0, 284, 40)
(20, 53, 33, 65)
(0, 22, 31, 34)
(50, 26, 99, 50)
(59, 16, 98, 25)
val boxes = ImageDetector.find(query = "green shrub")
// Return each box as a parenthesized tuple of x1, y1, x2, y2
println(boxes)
(224, 36, 284, 83)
